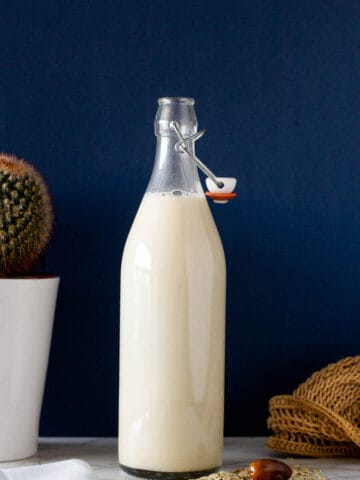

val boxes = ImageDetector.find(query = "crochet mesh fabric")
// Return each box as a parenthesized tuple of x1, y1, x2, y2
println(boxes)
(267, 356, 360, 457)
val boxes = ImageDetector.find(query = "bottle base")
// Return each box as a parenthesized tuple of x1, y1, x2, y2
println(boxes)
(119, 464, 219, 479)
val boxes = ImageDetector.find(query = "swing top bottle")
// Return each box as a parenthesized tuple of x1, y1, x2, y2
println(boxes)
(119, 97, 226, 478)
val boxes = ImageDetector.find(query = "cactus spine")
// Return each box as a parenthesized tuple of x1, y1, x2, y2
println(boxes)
(0, 153, 53, 276)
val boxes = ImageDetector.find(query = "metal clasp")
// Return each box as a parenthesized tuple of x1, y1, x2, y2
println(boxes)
(170, 121, 224, 189)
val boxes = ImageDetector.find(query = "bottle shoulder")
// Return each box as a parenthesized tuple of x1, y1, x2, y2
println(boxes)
(121, 193, 225, 266)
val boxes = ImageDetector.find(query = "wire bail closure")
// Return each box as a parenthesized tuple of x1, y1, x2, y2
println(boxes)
(170, 121, 223, 188)
(170, 121, 237, 203)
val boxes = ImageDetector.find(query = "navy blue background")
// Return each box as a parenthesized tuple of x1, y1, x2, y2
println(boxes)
(0, 1, 359, 436)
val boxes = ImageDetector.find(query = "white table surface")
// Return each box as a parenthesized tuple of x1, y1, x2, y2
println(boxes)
(0, 437, 358, 479)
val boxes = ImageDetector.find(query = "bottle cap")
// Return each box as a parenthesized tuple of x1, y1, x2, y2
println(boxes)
(205, 177, 237, 204)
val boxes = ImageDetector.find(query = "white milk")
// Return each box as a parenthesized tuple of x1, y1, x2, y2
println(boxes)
(119, 191, 226, 473)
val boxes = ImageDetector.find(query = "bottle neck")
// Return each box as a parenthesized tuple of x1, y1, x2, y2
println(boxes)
(146, 135, 203, 195)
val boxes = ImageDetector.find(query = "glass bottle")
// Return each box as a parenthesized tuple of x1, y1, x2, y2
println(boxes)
(119, 97, 226, 478)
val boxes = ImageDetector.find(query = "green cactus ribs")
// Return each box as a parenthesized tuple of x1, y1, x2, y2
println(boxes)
(0, 153, 53, 276)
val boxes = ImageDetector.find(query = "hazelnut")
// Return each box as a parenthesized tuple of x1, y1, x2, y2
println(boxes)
(249, 459, 292, 480)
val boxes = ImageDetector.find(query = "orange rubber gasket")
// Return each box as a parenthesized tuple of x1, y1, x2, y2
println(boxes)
(205, 192, 237, 200)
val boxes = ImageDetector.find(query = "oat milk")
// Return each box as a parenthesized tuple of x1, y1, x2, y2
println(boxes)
(119, 191, 226, 473)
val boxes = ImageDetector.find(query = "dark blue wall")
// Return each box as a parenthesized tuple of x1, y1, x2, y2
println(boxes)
(0, 1, 359, 436)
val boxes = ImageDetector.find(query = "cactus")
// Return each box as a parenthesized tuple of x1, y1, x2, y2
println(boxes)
(0, 153, 53, 276)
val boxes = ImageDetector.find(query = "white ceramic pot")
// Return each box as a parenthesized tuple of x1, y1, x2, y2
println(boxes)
(0, 276, 59, 461)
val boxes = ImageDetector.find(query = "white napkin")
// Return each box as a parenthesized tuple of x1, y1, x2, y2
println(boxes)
(0, 459, 97, 480)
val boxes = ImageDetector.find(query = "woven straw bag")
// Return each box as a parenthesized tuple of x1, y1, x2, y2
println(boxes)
(267, 356, 360, 457)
